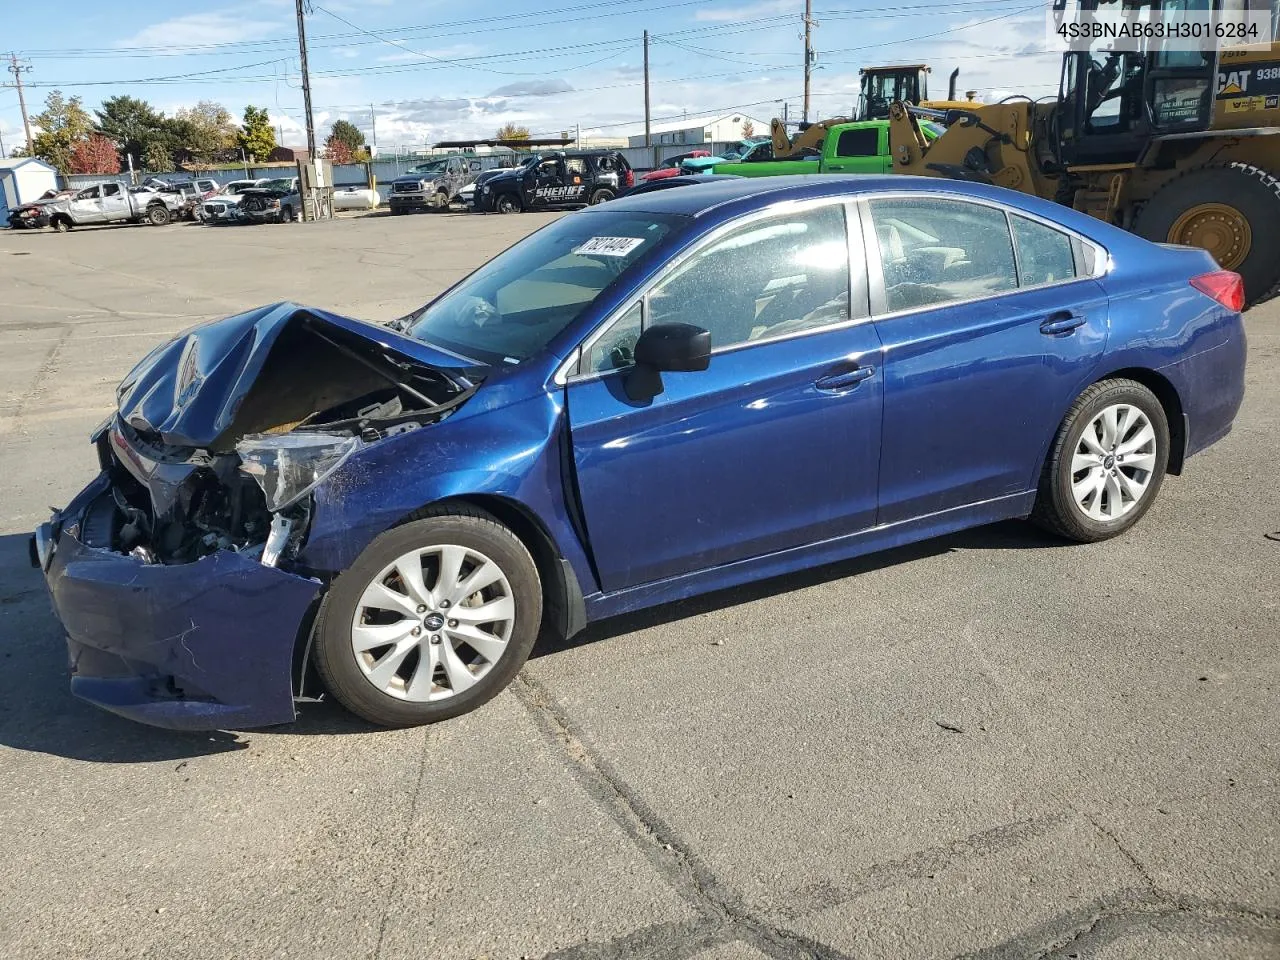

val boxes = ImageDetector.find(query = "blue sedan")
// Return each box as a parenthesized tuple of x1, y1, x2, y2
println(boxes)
(33, 176, 1247, 729)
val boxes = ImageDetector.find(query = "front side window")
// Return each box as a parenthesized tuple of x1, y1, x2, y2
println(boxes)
(646, 204, 852, 351)
(584, 301, 643, 374)
(836, 127, 879, 157)
(869, 198, 1017, 311)
(1011, 215, 1076, 287)
(404, 212, 685, 364)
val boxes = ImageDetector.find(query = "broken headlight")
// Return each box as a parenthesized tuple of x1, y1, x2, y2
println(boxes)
(236, 432, 360, 512)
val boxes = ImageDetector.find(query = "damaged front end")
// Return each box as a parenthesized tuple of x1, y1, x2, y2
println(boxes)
(35, 303, 482, 729)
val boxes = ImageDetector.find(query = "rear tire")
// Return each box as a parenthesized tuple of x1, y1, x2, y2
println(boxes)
(1134, 162, 1280, 307)
(147, 205, 171, 226)
(1031, 379, 1170, 543)
(589, 188, 614, 205)
(314, 508, 542, 728)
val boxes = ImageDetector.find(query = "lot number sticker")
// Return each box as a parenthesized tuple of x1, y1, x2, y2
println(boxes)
(573, 236, 645, 257)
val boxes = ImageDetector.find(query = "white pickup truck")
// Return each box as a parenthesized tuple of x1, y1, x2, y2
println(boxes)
(45, 182, 184, 232)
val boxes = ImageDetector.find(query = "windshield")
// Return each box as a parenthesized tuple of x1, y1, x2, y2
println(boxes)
(408, 160, 449, 175)
(259, 178, 294, 191)
(405, 211, 687, 363)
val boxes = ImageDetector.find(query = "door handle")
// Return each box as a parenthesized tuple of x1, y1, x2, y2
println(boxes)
(815, 365, 875, 391)
(1040, 312, 1087, 336)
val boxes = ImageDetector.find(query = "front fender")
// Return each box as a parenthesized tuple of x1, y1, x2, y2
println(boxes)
(296, 391, 598, 595)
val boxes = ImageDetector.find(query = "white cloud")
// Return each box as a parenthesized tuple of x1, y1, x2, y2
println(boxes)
(118, 11, 285, 47)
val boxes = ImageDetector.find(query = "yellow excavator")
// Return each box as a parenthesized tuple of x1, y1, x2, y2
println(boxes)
(856, 64, 980, 120)
(885, 7, 1280, 304)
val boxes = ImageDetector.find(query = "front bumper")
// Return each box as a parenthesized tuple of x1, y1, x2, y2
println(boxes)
(35, 475, 323, 730)
(388, 194, 432, 209)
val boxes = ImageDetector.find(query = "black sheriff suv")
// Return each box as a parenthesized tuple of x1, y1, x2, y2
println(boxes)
(473, 150, 634, 213)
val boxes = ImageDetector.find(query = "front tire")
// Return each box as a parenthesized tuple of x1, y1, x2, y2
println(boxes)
(147, 204, 171, 226)
(495, 193, 522, 214)
(1031, 379, 1170, 543)
(51, 217, 72, 233)
(314, 508, 542, 727)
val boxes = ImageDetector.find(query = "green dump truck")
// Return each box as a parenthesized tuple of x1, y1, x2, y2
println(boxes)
(711, 118, 943, 177)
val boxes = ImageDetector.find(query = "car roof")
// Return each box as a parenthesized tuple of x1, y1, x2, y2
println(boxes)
(599, 174, 1120, 241)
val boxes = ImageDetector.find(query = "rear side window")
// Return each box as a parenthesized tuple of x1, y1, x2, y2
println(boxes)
(1011, 214, 1077, 287)
(835, 128, 879, 157)
(868, 198, 1017, 312)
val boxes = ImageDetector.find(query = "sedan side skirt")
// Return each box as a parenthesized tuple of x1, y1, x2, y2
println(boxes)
(585, 490, 1037, 621)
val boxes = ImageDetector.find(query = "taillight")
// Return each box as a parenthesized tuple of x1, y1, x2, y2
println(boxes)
(1190, 270, 1245, 312)
(624, 168, 635, 188)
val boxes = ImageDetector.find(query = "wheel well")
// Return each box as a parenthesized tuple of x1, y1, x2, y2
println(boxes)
(1094, 367, 1186, 475)
(402, 494, 584, 644)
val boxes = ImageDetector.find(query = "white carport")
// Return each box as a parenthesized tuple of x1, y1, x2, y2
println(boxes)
(0, 157, 59, 228)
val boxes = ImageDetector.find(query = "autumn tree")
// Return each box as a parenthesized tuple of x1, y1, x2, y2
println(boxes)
(31, 91, 94, 172)
(495, 122, 531, 143)
(69, 134, 122, 174)
(325, 135, 355, 164)
(328, 119, 366, 153)
(741, 119, 755, 138)
(238, 105, 276, 162)
(95, 96, 169, 169)
(171, 101, 237, 166)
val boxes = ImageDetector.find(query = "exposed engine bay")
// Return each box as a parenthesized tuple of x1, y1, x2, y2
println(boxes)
(86, 308, 479, 567)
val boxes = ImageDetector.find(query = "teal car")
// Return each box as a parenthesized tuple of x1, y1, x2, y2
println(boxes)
(680, 138, 772, 174)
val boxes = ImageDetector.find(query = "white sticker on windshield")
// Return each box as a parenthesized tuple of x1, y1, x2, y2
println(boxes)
(573, 236, 645, 257)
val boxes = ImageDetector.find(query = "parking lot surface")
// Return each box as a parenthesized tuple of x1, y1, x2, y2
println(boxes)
(0, 214, 1276, 960)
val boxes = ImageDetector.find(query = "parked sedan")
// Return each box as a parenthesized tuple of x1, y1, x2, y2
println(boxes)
(639, 150, 712, 183)
(33, 176, 1246, 730)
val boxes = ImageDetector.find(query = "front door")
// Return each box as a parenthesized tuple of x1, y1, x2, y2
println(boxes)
(68, 186, 104, 223)
(824, 125, 889, 174)
(566, 201, 884, 592)
(863, 195, 1109, 524)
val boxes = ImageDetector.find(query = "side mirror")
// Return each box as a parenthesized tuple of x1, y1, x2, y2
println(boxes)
(626, 323, 711, 402)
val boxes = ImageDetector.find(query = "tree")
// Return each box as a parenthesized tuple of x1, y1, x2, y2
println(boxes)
(238, 105, 276, 162)
(95, 96, 168, 169)
(495, 122, 531, 143)
(69, 135, 121, 174)
(143, 140, 172, 173)
(171, 101, 237, 166)
(328, 119, 366, 154)
(30, 91, 94, 173)
(325, 134, 356, 164)
(741, 120, 755, 138)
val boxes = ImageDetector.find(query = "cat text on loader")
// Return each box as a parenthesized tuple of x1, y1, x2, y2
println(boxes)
(886, 36, 1280, 305)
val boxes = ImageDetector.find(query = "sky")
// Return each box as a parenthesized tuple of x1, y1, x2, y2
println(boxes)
(0, 0, 1064, 154)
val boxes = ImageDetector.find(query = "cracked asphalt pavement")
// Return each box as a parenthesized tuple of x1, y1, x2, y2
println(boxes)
(0, 213, 1277, 960)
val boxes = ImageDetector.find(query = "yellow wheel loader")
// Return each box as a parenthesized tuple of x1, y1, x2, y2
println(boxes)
(856, 65, 981, 121)
(885, 20, 1280, 304)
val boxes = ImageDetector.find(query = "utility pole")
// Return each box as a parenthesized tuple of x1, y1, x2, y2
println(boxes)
(5, 54, 33, 156)
(643, 31, 651, 148)
(369, 103, 377, 156)
(294, 1, 316, 159)
(802, 0, 814, 123)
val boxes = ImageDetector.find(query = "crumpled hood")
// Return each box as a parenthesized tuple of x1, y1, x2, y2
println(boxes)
(116, 302, 479, 450)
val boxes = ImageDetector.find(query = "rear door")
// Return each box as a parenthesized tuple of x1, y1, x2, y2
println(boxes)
(99, 183, 130, 220)
(863, 194, 1109, 524)
(565, 200, 884, 591)
(824, 125, 889, 174)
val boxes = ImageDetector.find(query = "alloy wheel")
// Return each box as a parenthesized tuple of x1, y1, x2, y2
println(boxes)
(1070, 403, 1157, 522)
(350, 544, 516, 702)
